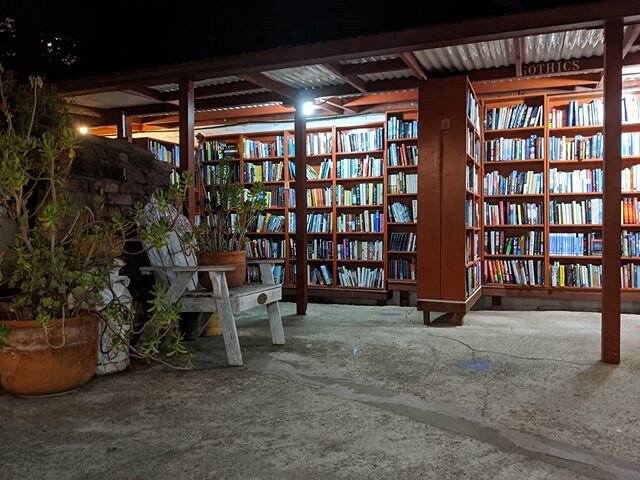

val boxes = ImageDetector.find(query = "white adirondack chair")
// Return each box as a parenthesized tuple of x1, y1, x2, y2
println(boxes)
(138, 201, 285, 366)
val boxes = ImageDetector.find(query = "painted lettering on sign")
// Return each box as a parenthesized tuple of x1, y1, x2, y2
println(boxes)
(522, 60, 581, 77)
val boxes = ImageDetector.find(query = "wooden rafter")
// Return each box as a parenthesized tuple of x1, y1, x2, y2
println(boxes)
(324, 63, 368, 93)
(400, 52, 428, 80)
(597, 23, 640, 87)
(239, 73, 298, 100)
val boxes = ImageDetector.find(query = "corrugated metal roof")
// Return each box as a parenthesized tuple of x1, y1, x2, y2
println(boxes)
(340, 54, 399, 65)
(262, 65, 346, 88)
(359, 69, 415, 82)
(413, 40, 513, 72)
(70, 91, 160, 108)
(523, 29, 603, 64)
(152, 76, 242, 93)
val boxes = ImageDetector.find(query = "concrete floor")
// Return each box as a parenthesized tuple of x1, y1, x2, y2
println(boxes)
(1, 304, 640, 479)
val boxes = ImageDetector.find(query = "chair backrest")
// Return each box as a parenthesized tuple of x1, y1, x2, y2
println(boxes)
(139, 198, 199, 291)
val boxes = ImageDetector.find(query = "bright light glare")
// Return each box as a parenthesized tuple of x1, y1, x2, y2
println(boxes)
(78, 126, 89, 135)
(302, 101, 316, 116)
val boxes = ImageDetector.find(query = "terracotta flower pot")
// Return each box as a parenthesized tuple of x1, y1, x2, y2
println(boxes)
(0, 314, 99, 397)
(198, 250, 246, 290)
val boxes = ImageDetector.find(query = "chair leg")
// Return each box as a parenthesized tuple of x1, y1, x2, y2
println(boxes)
(266, 302, 285, 345)
(210, 272, 243, 367)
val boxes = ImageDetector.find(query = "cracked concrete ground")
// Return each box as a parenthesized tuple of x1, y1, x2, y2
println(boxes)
(1, 304, 640, 479)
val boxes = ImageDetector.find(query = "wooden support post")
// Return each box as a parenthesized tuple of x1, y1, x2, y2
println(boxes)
(602, 19, 623, 365)
(294, 104, 308, 315)
(116, 111, 132, 142)
(179, 79, 196, 223)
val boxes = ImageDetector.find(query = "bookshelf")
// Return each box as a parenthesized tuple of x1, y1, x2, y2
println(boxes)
(386, 109, 418, 291)
(134, 137, 182, 185)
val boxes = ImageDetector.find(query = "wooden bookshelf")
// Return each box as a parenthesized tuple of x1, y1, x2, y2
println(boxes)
(133, 137, 181, 184)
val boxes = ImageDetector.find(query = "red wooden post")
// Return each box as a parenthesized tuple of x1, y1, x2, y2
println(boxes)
(179, 79, 196, 223)
(602, 18, 623, 364)
(294, 103, 308, 315)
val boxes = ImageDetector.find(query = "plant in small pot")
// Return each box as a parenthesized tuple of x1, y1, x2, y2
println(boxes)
(195, 135, 267, 289)
(0, 71, 126, 396)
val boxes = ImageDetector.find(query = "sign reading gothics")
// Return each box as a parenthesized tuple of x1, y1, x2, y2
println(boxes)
(522, 59, 582, 77)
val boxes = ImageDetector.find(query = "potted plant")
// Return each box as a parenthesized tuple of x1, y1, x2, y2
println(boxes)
(0, 71, 129, 396)
(195, 134, 267, 288)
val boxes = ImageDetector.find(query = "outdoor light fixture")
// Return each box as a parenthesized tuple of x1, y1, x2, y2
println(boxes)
(78, 126, 89, 135)
(302, 101, 316, 116)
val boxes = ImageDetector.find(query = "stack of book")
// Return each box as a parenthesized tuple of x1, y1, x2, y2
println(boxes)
(388, 172, 418, 194)
(466, 264, 482, 295)
(387, 117, 417, 139)
(262, 186, 286, 207)
(337, 127, 384, 152)
(485, 259, 544, 285)
(550, 262, 601, 287)
(550, 99, 603, 128)
(549, 134, 603, 160)
(243, 161, 284, 183)
(484, 104, 544, 130)
(466, 165, 478, 193)
(389, 232, 416, 251)
(337, 266, 384, 288)
(308, 239, 333, 259)
(202, 163, 241, 185)
(622, 230, 640, 257)
(307, 187, 333, 207)
(622, 164, 640, 192)
(484, 201, 542, 225)
(388, 201, 417, 223)
(306, 213, 332, 233)
(336, 156, 383, 178)
(484, 136, 543, 161)
(200, 140, 238, 161)
(622, 95, 640, 123)
(252, 214, 285, 233)
(484, 231, 544, 255)
(290, 160, 333, 180)
(387, 144, 418, 166)
(309, 265, 333, 286)
(549, 168, 603, 193)
(337, 210, 383, 232)
(149, 140, 181, 167)
(483, 170, 544, 195)
(246, 238, 285, 258)
(306, 132, 333, 155)
(465, 200, 479, 227)
(550, 199, 603, 224)
(467, 128, 481, 161)
(336, 183, 384, 206)
(465, 233, 480, 263)
(243, 136, 284, 158)
(621, 264, 640, 288)
(622, 198, 640, 224)
(337, 239, 383, 260)
(467, 90, 481, 129)
(549, 233, 601, 256)
(621, 132, 640, 157)
(388, 258, 416, 280)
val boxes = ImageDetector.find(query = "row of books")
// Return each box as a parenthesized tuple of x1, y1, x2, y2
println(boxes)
(243, 162, 284, 183)
(622, 164, 640, 192)
(252, 214, 285, 233)
(465, 232, 480, 263)
(467, 90, 481, 130)
(388, 201, 418, 223)
(149, 140, 180, 167)
(337, 239, 383, 260)
(466, 264, 482, 296)
(388, 259, 416, 280)
(387, 117, 417, 140)
(549, 199, 602, 225)
(550, 99, 603, 128)
(622, 95, 640, 124)
(199, 140, 238, 162)
(307, 187, 333, 207)
(387, 144, 418, 166)
(389, 232, 416, 251)
(622, 230, 640, 257)
(484, 136, 543, 162)
(335, 183, 384, 206)
(243, 137, 284, 158)
(337, 266, 384, 288)
(307, 213, 332, 233)
(336, 156, 383, 178)
(484, 201, 543, 226)
(549, 168, 603, 194)
(484, 104, 544, 130)
(306, 132, 333, 155)
(485, 259, 544, 286)
(262, 186, 286, 207)
(621, 264, 640, 289)
(247, 264, 285, 284)
(467, 128, 481, 162)
(549, 233, 602, 256)
(483, 170, 544, 195)
(307, 160, 332, 179)
(466, 165, 478, 193)
(337, 210, 384, 233)
(484, 231, 544, 256)
(622, 197, 640, 224)
(622, 132, 640, 157)
(550, 262, 601, 287)
(549, 134, 602, 161)
(246, 238, 285, 259)
(308, 239, 333, 260)
(465, 200, 479, 228)
(337, 128, 384, 153)
(309, 265, 333, 286)
(201, 164, 241, 185)
(389, 172, 418, 194)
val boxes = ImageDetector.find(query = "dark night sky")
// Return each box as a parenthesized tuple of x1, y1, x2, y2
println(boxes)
(0, 0, 603, 82)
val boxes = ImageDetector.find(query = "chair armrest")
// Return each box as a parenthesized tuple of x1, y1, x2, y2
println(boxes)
(140, 265, 236, 274)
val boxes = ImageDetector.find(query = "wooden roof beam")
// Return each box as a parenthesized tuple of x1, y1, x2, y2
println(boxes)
(324, 63, 368, 93)
(340, 58, 408, 77)
(597, 23, 640, 87)
(400, 52, 428, 80)
(239, 73, 298, 100)
(125, 87, 179, 105)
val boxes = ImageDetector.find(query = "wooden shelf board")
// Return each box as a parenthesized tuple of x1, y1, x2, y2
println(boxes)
(484, 126, 545, 135)
(484, 224, 544, 228)
(336, 259, 385, 264)
(387, 279, 416, 284)
(621, 257, 640, 261)
(387, 193, 417, 197)
(622, 224, 640, 228)
(246, 231, 286, 236)
(336, 231, 384, 235)
(307, 232, 333, 235)
(467, 154, 481, 167)
(484, 194, 544, 199)
(549, 255, 602, 260)
(336, 176, 384, 182)
(245, 181, 285, 185)
(484, 159, 544, 166)
(335, 150, 384, 157)
(388, 250, 417, 255)
(549, 192, 602, 197)
(621, 191, 640, 196)
(389, 222, 417, 226)
(336, 205, 384, 209)
(485, 254, 544, 259)
(305, 258, 334, 263)
(466, 189, 480, 198)
(307, 205, 333, 210)
(549, 159, 603, 165)
(306, 153, 333, 158)
(549, 125, 603, 134)
(243, 156, 284, 161)
(386, 164, 418, 170)
(387, 137, 418, 143)
(306, 178, 333, 183)
(549, 224, 602, 228)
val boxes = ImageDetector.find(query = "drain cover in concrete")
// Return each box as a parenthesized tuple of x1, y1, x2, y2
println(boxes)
(457, 358, 491, 372)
